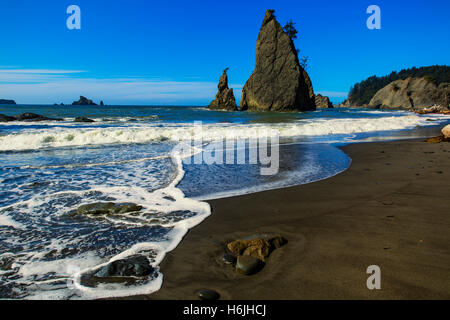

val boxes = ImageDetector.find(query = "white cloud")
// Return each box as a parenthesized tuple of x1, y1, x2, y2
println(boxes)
(0, 69, 86, 74)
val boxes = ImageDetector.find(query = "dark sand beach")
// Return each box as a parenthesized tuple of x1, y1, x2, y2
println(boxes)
(142, 138, 450, 300)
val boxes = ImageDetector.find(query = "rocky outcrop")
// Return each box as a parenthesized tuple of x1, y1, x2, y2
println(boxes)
(369, 77, 450, 110)
(95, 255, 154, 278)
(240, 10, 315, 112)
(0, 113, 63, 122)
(76, 202, 143, 215)
(72, 96, 97, 106)
(74, 116, 95, 123)
(314, 94, 333, 108)
(208, 68, 237, 111)
(0, 99, 16, 105)
(0, 114, 16, 122)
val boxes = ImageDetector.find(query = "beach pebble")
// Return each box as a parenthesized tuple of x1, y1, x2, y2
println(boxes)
(236, 255, 264, 275)
(221, 253, 236, 265)
(197, 289, 220, 300)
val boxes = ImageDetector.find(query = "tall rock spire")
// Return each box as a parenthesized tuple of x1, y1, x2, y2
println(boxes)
(208, 68, 237, 111)
(240, 10, 316, 112)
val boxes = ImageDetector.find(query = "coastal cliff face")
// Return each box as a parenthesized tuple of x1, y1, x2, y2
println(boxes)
(208, 69, 237, 111)
(369, 77, 450, 110)
(240, 10, 315, 112)
(314, 94, 333, 108)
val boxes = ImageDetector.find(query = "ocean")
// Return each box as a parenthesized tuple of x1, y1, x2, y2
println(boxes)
(0, 105, 448, 299)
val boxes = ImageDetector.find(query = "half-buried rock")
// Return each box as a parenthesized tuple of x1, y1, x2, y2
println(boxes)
(95, 255, 154, 278)
(227, 234, 287, 261)
(76, 202, 143, 215)
(236, 255, 264, 275)
(227, 233, 287, 275)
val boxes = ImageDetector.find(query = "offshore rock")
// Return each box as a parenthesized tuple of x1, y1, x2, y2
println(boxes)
(315, 94, 333, 108)
(14, 113, 63, 121)
(240, 10, 315, 112)
(76, 202, 143, 215)
(74, 116, 95, 123)
(72, 96, 98, 106)
(95, 255, 154, 277)
(208, 68, 237, 111)
(0, 114, 16, 122)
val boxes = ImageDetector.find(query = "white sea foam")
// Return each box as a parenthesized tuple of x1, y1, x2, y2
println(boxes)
(0, 214, 25, 229)
(1, 149, 211, 300)
(1, 114, 448, 151)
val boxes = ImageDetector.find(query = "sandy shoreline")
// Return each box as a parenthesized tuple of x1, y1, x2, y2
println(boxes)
(137, 138, 450, 300)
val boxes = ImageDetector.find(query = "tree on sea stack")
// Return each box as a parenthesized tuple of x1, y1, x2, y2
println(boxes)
(283, 20, 298, 40)
(283, 19, 308, 69)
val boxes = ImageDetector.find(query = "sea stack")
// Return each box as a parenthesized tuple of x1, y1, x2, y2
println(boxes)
(314, 94, 333, 108)
(72, 96, 97, 106)
(240, 10, 315, 112)
(208, 68, 238, 111)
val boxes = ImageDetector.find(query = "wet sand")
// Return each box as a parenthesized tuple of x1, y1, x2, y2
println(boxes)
(145, 139, 450, 299)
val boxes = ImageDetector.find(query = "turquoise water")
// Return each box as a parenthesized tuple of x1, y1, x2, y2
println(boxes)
(0, 105, 448, 299)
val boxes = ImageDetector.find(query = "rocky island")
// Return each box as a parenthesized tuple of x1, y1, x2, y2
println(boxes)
(72, 96, 98, 106)
(208, 68, 237, 111)
(240, 10, 316, 112)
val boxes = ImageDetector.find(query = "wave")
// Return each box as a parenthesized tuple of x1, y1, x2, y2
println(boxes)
(0, 149, 211, 299)
(0, 114, 448, 151)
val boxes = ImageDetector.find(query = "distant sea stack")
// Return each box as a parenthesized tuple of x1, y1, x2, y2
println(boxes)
(72, 96, 98, 106)
(314, 94, 333, 108)
(208, 68, 237, 111)
(369, 77, 449, 110)
(240, 10, 315, 112)
(0, 99, 16, 105)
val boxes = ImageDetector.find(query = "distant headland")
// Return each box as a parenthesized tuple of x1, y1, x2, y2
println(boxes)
(0, 99, 16, 105)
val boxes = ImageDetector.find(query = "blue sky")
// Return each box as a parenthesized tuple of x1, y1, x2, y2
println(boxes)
(0, 0, 449, 105)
